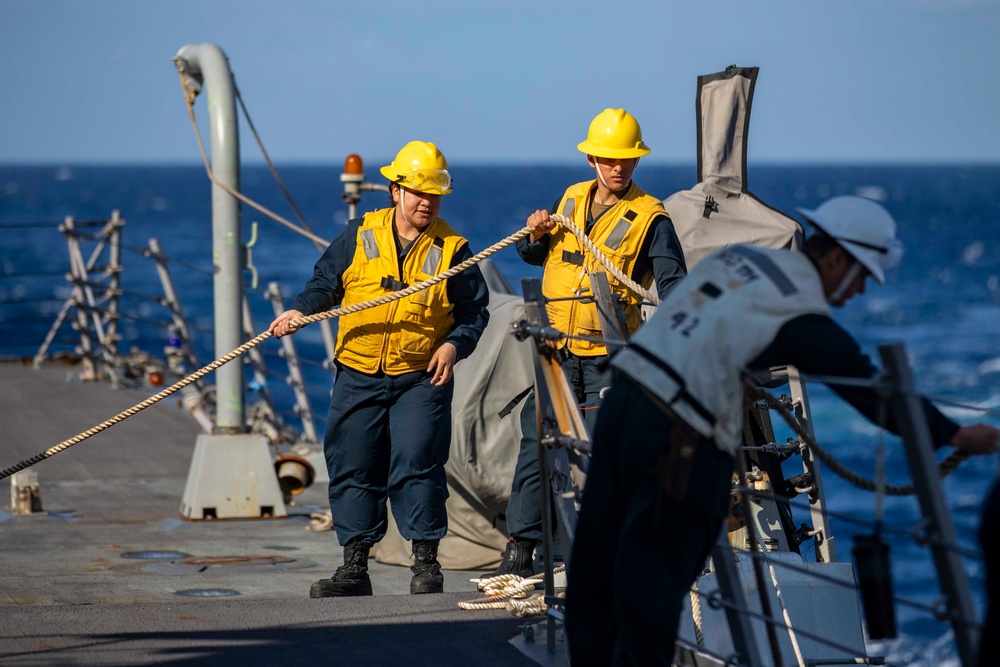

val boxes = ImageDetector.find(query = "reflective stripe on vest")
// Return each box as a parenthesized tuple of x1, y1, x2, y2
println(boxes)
(360, 228, 379, 260)
(335, 208, 465, 375)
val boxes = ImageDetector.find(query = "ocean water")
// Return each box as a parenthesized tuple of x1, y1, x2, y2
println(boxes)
(2, 163, 999, 665)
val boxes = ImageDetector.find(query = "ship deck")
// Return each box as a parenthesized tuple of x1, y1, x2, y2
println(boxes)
(0, 363, 561, 666)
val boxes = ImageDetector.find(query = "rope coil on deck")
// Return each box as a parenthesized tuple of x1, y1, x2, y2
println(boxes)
(458, 566, 566, 617)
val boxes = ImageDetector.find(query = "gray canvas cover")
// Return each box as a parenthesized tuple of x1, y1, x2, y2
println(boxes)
(663, 66, 803, 269)
(373, 260, 532, 569)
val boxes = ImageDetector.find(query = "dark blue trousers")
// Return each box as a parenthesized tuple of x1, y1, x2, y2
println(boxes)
(505, 353, 610, 543)
(566, 373, 735, 667)
(324, 365, 453, 546)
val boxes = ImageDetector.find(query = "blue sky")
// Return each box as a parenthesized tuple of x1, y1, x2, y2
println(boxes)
(2, 0, 999, 165)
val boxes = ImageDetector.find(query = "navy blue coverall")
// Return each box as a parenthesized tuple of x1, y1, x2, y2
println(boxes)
(291, 218, 489, 546)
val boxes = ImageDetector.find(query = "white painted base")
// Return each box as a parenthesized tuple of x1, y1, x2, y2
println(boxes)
(180, 433, 287, 519)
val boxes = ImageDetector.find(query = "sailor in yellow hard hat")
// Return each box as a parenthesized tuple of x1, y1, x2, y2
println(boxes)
(269, 140, 489, 598)
(489, 109, 688, 579)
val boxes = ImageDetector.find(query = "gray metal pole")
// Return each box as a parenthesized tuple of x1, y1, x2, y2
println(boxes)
(878, 342, 980, 665)
(173, 43, 286, 520)
(104, 210, 123, 362)
(174, 43, 244, 429)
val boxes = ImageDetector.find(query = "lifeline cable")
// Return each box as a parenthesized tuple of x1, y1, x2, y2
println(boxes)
(786, 370, 1000, 420)
(690, 577, 878, 661)
(745, 383, 970, 495)
(232, 79, 324, 252)
(711, 531, 985, 630)
(178, 70, 330, 248)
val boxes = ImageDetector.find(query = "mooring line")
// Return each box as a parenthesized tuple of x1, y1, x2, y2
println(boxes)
(0, 229, 527, 481)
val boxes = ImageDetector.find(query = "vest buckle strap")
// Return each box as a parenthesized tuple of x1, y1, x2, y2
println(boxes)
(380, 276, 409, 291)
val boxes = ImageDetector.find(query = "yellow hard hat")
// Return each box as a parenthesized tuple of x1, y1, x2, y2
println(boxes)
(577, 108, 650, 159)
(379, 141, 453, 195)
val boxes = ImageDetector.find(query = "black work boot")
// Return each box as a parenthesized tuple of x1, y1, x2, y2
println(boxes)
(410, 540, 444, 594)
(489, 538, 536, 579)
(310, 538, 373, 598)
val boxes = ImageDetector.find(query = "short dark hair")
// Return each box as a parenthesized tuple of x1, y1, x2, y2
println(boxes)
(803, 231, 841, 259)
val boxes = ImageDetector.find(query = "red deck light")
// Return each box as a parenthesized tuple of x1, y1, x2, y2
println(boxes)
(343, 154, 364, 175)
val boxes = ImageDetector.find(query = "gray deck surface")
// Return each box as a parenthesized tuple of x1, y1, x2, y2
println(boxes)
(0, 363, 565, 666)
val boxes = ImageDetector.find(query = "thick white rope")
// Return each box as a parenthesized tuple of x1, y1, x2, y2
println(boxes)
(689, 582, 706, 648)
(306, 509, 333, 532)
(458, 566, 566, 615)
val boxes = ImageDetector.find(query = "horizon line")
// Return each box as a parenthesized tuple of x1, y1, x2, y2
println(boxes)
(4, 159, 1000, 168)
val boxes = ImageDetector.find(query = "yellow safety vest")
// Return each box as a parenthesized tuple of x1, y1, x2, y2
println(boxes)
(542, 180, 663, 356)
(335, 208, 466, 375)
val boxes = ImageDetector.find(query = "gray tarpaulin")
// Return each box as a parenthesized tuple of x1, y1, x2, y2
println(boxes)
(663, 66, 803, 269)
(373, 261, 533, 570)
